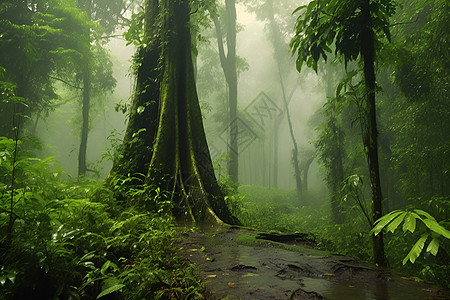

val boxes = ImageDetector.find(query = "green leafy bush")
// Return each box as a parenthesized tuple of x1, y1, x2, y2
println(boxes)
(0, 138, 202, 299)
(371, 209, 450, 264)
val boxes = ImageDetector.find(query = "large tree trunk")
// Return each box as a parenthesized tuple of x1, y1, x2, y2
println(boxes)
(108, 0, 160, 182)
(212, 0, 238, 183)
(361, 0, 386, 267)
(110, 0, 238, 225)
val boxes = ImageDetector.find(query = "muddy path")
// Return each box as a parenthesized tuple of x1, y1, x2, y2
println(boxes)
(178, 227, 449, 299)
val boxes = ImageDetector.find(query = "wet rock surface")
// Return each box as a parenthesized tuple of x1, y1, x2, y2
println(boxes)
(178, 227, 449, 299)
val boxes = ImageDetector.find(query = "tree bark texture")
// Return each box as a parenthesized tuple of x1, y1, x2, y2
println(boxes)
(108, 0, 160, 181)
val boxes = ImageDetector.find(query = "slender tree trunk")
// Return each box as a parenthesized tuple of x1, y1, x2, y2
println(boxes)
(330, 122, 344, 224)
(361, 0, 386, 267)
(276, 57, 302, 201)
(226, 0, 238, 183)
(78, 70, 89, 176)
(279, 72, 302, 201)
(77, 0, 91, 177)
(302, 156, 314, 192)
(267, 2, 302, 200)
(212, 0, 238, 182)
(273, 119, 281, 188)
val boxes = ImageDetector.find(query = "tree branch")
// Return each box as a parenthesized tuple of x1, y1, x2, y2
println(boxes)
(97, 34, 124, 40)
(211, 13, 231, 80)
(49, 76, 82, 90)
(387, 14, 419, 28)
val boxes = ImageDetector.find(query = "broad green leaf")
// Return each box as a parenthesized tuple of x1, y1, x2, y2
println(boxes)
(101, 260, 119, 275)
(295, 57, 303, 72)
(413, 209, 436, 221)
(292, 5, 307, 15)
(402, 234, 428, 265)
(79, 251, 95, 262)
(371, 210, 403, 235)
(402, 213, 418, 233)
(422, 219, 450, 239)
(426, 238, 439, 256)
(96, 284, 125, 299)
(386, 212, 407, 233)
(336, 82, 344, 97)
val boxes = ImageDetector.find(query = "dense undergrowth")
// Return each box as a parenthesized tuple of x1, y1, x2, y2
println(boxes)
(1, 132, 448, 299)
(229, 184, 450, 288)
(0, 137, 202, 299)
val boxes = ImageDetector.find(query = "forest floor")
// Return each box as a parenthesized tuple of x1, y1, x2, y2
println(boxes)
(178, 226, 449, 300)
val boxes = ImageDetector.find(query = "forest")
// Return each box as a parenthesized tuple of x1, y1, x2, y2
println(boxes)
(0, 0, 449, 299)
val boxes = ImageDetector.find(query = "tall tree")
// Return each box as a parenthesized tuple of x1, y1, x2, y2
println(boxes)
(75, 0, 122, 176)
(246, 0, 304, 195)
(315, 97, 346, 223)
(266, 1, 302, 200)
(109, 0, 237, 225)
(0, 0, 65, 138)
(291, 0, 396, 266)
(210, 0, 239, 182)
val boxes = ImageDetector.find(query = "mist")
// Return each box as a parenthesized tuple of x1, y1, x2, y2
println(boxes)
(1, 0, 448, 298)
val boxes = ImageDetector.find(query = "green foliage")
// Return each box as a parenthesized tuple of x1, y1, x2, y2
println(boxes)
(371, 209, 450, 264)
(0, 138, 202, 299)
(290, 0, 396, 72)
(341, 175, 372, 225)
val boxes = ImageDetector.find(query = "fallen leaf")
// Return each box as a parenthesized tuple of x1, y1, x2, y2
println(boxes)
(401, 276, 415, 281)
(242, 273, 259, 277)
(228, 282, 236, 287)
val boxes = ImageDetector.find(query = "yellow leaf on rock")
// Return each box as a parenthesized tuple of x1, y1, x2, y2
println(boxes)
(242, 273, 259, 277)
